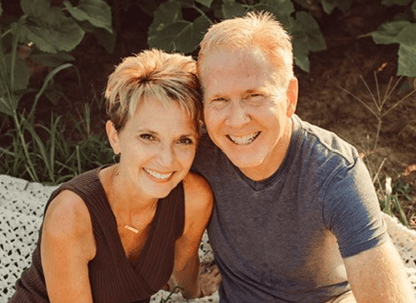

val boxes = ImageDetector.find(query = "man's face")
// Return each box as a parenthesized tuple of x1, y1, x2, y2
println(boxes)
(200, 47, 297, 180)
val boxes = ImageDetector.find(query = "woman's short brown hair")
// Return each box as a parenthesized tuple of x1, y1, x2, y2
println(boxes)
(105, 49, 202, 134)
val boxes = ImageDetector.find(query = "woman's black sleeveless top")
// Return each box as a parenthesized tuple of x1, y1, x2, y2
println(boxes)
(9, 167, 185, 303)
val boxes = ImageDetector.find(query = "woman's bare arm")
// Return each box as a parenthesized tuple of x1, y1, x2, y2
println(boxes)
(41, 190, 96, 303)
(170, 172, 214, 299)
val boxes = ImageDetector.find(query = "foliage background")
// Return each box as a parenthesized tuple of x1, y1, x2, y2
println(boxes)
(0, 0, 415, 224)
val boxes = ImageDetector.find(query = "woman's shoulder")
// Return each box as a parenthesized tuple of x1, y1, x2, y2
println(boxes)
(182, 172, 213, 214)
(42, 190, 96, 259)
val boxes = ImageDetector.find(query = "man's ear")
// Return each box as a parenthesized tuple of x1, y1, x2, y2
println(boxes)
(106, 120, 121, 155)
(286, 77, 298, 117)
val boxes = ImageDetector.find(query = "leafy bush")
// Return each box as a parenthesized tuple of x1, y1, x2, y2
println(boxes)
(371, 0, 416, 77)
(0, 0, 114, 184)
(147, 0, 328, 72)
(147, 0, 416, 77)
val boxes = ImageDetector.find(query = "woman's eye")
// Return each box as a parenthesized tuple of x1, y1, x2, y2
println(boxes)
(177, 137, 194, 145)
(140, 134, 156, 141)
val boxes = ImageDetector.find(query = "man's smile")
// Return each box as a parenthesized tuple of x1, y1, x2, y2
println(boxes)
(227, 131, 261, 145)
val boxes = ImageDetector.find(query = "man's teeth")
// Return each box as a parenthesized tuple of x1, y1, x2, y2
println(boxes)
(228, 132, 260, 145)
(144, 168, 173, 180)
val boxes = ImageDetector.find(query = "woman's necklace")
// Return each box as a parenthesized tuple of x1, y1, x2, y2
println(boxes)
(108, 167, 156, 234)
(124, 225, 139, 233)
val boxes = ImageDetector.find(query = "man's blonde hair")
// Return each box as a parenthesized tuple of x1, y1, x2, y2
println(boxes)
(198, 11, 293, 90)
(105, 49, 202, 133)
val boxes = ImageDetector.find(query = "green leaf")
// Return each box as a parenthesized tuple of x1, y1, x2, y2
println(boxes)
(413, 0, 416, 19)
(222, 2, 247, 19)
(381, 0, 412, 6)
(13, 16, 85, 53)
(196, 0, 214, 7)
(292, 34, 310, 72)
(5, 53, 30, 92)
(321, 0, 336, 14)
(254, 0, 295, 31)
(295, 11, 326, 52)
(21, 0, 51, 18)
(93, 27, 117, 53)
(0, 2, 3, 17)
(31, 53, 75, 68)
(396, 24, 416, 76)
(149, 15, 210, 53)
(0, 97, 14, 117)
(371, 21, 410, 44)
(395, 22, 416, 44)
(320, 0, 353, 14)
(150, 0, 183, 35)
(63, 0, 113, 33)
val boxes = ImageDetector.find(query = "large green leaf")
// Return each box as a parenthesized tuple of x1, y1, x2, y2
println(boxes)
(0, 96, 15, 117)
(13, 16, 85, 53)
(196, 0, 214, 8)
(0, 54, 30, 116)
(149, 0, 183, 36)
(397, 43, 416, 76)
(371, 21, 410, 44)
(413, 0, 416, 19)
(63, 0, 113, 33)
(292, 33, 310, 72)
(21, 0, 51, 19)
(396, 23, 416, 76)
(295, 12, 326, 52)
(93, 27, 117, 53)
(149, 15, 210, 53)
(30, 53, 75, 68)
(221, 2, 247, 19)
(381, 0, 412, 6)
(254, 0, 295, 31)
(320, 0, 352, 14)
(5, 53, 30, 92)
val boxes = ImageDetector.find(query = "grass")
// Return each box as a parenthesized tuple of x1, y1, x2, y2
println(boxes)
(0, 90, 114, 185)
(340, 74, 416, 227)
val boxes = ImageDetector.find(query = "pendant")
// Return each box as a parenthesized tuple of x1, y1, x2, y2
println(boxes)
(124, 225, 139, 233)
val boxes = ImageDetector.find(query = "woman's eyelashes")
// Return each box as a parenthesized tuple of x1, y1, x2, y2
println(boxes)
(177, 137, 194, 145)
(139, 133, 157, 142)
(139, 133, 194, 145)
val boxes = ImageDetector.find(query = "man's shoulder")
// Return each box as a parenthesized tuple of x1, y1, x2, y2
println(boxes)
(195, 132, 221, 162)
(294, 115, 360, 166)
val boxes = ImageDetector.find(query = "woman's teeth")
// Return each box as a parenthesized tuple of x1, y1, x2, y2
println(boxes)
(144, 168, 173, 180)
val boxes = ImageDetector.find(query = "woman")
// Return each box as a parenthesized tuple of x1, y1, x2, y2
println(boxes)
(9, 49, 214, 302)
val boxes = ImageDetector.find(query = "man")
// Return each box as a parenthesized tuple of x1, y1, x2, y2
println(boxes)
(192, 11, 415, 303)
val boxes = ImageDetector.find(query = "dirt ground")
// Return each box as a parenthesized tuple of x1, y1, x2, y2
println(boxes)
(4, 1, 416, 222)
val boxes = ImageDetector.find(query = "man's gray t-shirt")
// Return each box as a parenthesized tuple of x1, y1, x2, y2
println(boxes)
(192, 115, 388, 303)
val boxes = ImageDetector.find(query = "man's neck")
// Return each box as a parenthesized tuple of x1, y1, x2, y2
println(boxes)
(239, 118, 294, 181)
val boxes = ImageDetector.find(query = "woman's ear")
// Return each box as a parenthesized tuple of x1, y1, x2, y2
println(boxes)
(106, 120, 121, 155)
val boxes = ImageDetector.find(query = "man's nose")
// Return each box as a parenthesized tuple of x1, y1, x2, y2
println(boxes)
(224, 100, 250, 128)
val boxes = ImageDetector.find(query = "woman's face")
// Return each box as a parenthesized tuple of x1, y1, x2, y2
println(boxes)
(108, 97, 198, 200)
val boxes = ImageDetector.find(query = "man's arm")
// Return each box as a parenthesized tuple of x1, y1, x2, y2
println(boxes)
(344, 239, 415, 303)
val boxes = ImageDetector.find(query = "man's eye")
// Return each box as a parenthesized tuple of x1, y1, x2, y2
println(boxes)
(140, 134, 156, 141)
(212, 97, 226, 102)
(248, 93, 262, 99)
